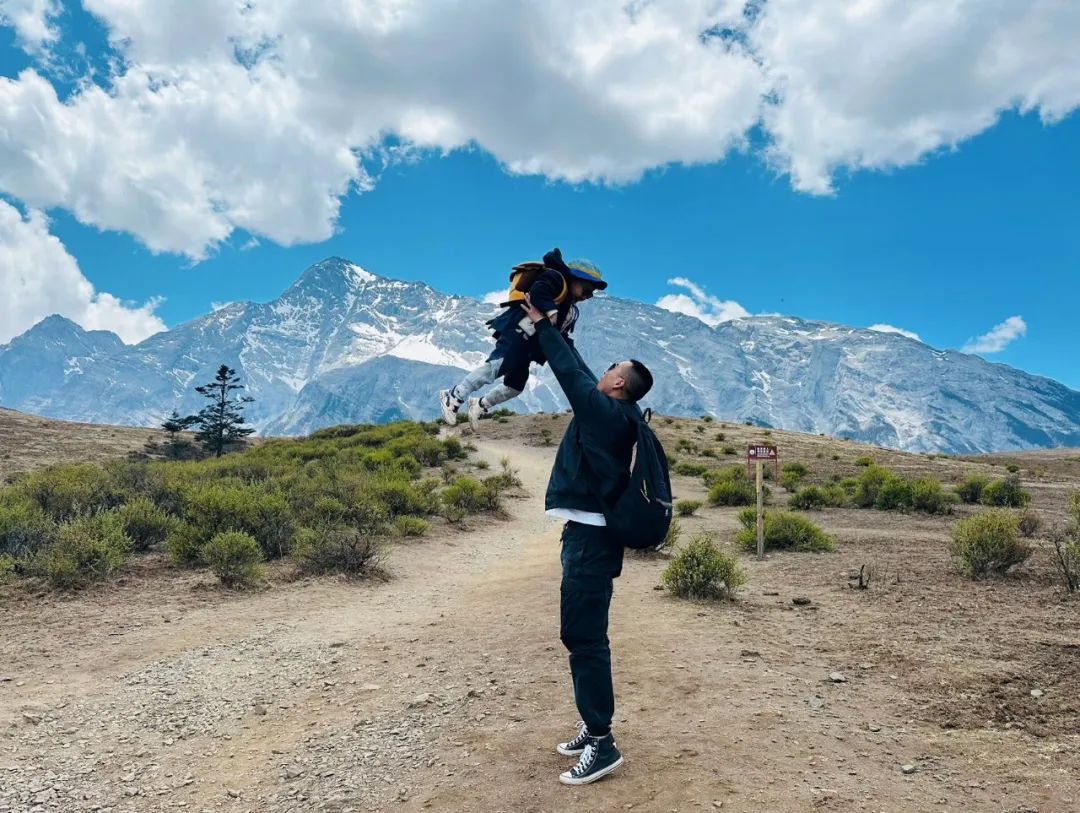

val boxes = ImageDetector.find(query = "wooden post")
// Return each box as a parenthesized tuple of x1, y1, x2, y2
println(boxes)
(755, 459, 765, 560)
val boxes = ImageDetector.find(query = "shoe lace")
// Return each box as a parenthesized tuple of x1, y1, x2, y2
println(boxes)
(568, 724, 589, 749)
(571, 742, 597, 777)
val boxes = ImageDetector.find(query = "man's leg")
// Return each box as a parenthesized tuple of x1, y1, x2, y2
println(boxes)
(560, 570, 614, 735)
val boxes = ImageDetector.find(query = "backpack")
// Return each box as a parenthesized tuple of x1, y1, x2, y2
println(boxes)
(499, 262, 568, 309)
(597, 408, 674, 550)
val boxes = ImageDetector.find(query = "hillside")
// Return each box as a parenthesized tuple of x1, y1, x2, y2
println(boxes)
(3, 257, 1079, 453)
(1, 412, 1078, 811)
(0, 407, 168, 482)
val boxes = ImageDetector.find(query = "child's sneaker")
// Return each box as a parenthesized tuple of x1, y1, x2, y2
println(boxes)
(438, 390, 462, 426)
(558, 734, 623, 786)
(467, 397, 489, 431)
(556, 722, 590, 756)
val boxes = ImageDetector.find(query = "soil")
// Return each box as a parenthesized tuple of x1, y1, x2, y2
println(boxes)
(1, 414, 1079, 812)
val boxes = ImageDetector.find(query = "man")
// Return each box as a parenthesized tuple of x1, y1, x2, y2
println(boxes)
(520, 292, 655, 786)
(439, 248, 606, 430)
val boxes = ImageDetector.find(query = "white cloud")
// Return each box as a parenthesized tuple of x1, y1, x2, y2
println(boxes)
(656, 277, 749, 327)
(868, 324, 921, 342)
(0, 199, 166, 344)
(0, 1, 1078, 257)
(0, 0, 60, 52)
(961, 316, 1027, 354)
(481, 290, 508, 306)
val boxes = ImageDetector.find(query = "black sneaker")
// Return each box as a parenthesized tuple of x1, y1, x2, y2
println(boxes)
(556, 722, 590, 756)
(558, 734, 623, 786)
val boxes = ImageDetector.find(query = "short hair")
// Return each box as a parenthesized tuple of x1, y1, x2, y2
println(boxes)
(623, 359, 653, 401)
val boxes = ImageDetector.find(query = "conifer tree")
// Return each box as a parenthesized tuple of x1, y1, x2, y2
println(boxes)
(194, 365, 255, 457)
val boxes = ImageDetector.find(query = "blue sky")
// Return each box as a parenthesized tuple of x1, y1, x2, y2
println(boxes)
(2, 1, 1078, 388)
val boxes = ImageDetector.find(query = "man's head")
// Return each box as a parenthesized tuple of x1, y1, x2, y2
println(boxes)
(598, 359, 653, 401)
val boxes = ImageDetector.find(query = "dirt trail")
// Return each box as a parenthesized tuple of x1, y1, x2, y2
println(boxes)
(2, 437, 1078, 813)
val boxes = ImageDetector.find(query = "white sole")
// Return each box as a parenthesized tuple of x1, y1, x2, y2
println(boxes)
(556, 744, 585, 757)
(559, 756, 624, 786)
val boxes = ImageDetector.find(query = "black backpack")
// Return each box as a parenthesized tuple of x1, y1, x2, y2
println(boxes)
(599, 408, 673, 550)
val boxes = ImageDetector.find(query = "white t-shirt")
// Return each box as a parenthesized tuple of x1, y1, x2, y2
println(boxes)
(546, 507, 607, 527)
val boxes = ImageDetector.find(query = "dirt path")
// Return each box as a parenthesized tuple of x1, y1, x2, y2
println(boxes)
(2, 438, 1078, 813)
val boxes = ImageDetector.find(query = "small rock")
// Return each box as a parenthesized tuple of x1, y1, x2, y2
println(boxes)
(901, 764, 916, 775)
(252, 705, 267, 716)
(868, 724, 881, 732)
(829, 672, 847, 683)
(653, 584, 664, 591)
(20, 712, 42, 725)
(792, 597, 812, 606)
(808, 696, 824, 710)
(227, 789, 240, 798)
(740, 650, 760, 658)
(1030, 689, 1044, 699)
(360, 683, 381, 691)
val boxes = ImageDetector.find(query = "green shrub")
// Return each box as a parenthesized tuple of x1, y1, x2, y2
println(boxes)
(779, 471, 802, 492)
(676, 499, 703, 517)
(675, 461, 709, 477)
(117, 497, 177, 551)
(831, 454, 840, 461)
(1068, 491, 1080, 524)
(790, 485, 847, 510)
(442, 476, 501, 513)
(980, 475, 1031, 508)
(702, 415, 714, 423)
(715, 432, 726, 441)
(722, 446, 737, 456)
(735, 510, 834, 553)
(366, 475, 435, 517)
(708, 478, 756, 507)
(782, 462, 809, 478)
(955, 474, 991, 504)
(855, 456, 874, 467)
(393, 516, 431, 538)
(165, 523, 203, 564)
(0, 501, 54, 559)
(294, 526, 384, 578)
(700, 448, 717, 458)
(854, 465, 892, 508)
(0, 554, 15, 584)
(661, 533, 746, 600)
(1051, 526, 1080, 592)
(28, 512, 131, 589)
(950, 510, 1030, 578)
(13, 464, 123, 522)
(911, 477, 957, 514)
(202, 531, 263, 588)
(1006, 464, 1020, 474)
(183, 483, 296, 559)
(874, 477, 914, 511)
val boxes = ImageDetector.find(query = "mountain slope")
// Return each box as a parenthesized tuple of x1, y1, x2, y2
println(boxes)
(1, 257, 1078, 453)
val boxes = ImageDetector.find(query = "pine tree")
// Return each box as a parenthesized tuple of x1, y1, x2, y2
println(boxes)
(193, 365, 255, 457)
(160, 409, 199, 459)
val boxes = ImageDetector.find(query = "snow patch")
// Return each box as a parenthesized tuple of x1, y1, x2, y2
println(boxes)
(348, 264, 376, 283)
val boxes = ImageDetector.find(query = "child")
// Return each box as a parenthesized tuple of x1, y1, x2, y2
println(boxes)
(439, 247, 607, 430)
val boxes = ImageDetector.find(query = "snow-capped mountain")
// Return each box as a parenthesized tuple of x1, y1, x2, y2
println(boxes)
(2, 257, 1078, 454)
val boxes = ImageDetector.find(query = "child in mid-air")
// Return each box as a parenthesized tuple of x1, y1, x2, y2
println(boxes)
(439, 247, 607, 430)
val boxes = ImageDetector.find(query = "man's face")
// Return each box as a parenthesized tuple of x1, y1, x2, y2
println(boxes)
(569, 280, 597, 302)
(598, 361, 632, 396)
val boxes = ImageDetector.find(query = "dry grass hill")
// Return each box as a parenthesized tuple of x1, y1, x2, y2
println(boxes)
(1, 409, 1078, 812)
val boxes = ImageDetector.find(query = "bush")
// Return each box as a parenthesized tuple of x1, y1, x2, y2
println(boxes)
(854, 465, 893, 508)
(1050, 526, 1080, 593)
(0, 501, 54, 559)
(183, 483, 296, 559)
(782, 462, 809, 478)
(294, 526, 384, 578)
(202, 531, 263, 588)
(708, 478, 756, 507)
(715, 432, 726, 441)
(12, 464, 123, 522)
(393, 516, 431, 538)
(980, 475, 1031, 508)
(674, 461, 709, 477)
(735, 510, 834, 553)
(911, 477, 957, 514)
(790, 485, 846, 510)
(676, 499, 703, 517)
(1068, 491, 1080, 525)
(0, 554, 14, 584)
(165, 523, 203, 564)
(117, 497, 177, 552)
(662, 533, 746, 600)
(874, 476, 914, 511)
(442, 476, 501, 513)
(779, 471, 802, 492)
(722, 446, 737, 456)
(855, 456, 875, 467)
(1006, 463, 1020, 474)
(955, 474, 991, 504)
(1016, 507, 1041, 538)
(950, 510, 1030, 578)
(28, 512, 131, 589)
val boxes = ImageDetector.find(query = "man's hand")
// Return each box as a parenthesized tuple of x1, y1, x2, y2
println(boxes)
(521, 293, 551, 325)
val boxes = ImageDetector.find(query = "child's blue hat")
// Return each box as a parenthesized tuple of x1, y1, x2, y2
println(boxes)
(543, 247, 608, 290)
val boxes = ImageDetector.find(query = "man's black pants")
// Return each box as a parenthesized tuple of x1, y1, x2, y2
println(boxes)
(560, 521, 623, 737)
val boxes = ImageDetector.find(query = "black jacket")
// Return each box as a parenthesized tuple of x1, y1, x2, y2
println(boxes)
(536, 319, 637, 514)
(487, 268, 577, 363)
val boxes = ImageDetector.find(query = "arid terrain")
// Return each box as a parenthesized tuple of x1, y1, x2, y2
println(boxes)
(2, 411, 1079, 812)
